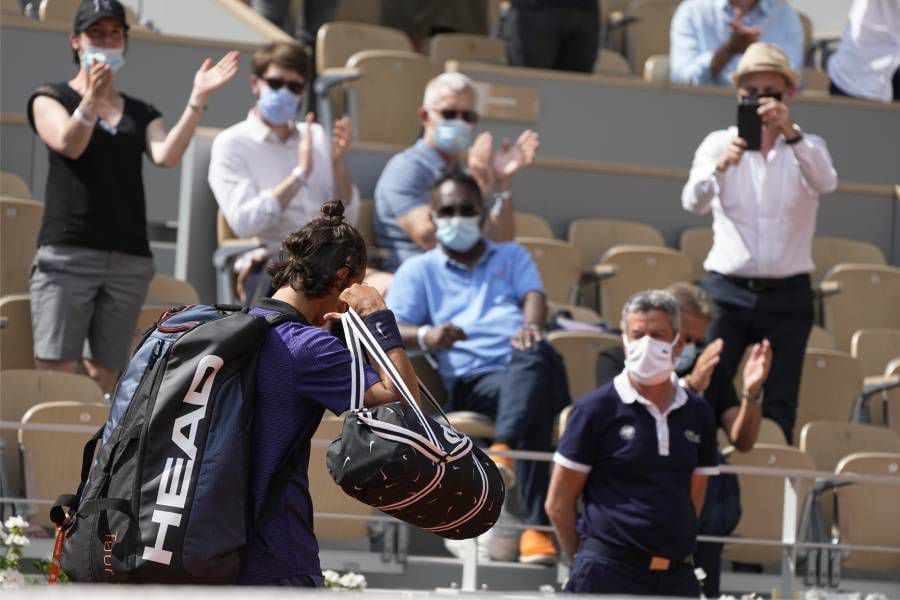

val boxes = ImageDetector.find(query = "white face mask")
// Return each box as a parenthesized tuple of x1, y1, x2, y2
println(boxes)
(622, 333, 679, 385)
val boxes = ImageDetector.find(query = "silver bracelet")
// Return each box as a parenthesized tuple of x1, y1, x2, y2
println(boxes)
(416, 325, 431, 351)
(291, 166, 306, 186)
(72, 107, 96, 128)
(741, 389, 764, 405)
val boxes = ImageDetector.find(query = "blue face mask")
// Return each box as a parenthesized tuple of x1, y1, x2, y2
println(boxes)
(257, 86, 300, 126)
(434, 215, 481, 253)
(80, 43, 125, 74)
(433, 119, 474, 155)
(675, 342, 701, 376)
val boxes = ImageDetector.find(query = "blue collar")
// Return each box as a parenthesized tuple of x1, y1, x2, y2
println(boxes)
(439, 239, 496, 271)
(721, 0, 771, 17)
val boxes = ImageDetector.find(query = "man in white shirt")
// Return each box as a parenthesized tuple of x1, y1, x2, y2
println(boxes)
(827, 0, 900, 103)
(208, 42, 358, 301)
(682, 42, 838, 442)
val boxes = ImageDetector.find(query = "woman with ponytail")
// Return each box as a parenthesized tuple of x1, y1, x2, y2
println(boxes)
(241, 200, 419, 586)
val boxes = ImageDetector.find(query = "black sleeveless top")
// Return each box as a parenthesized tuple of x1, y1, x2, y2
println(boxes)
(27, 82, 161, 257)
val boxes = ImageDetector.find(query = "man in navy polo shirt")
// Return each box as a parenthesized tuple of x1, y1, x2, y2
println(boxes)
(387, 170, 568, 565)
(546, 290, 719, 596)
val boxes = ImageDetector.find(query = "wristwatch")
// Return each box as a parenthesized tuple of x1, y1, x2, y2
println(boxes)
(784, 124, 803, 145)
(741, 388, 764, 405)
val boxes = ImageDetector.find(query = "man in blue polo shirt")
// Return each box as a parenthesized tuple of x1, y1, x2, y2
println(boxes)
(387, 170, 567, 565)
(373, 72, 539, 271)
(546, 290, 719, 596)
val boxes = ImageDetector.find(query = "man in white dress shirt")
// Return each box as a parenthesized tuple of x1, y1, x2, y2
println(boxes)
(209, 42, 358, 301)
(682, 42, 838, 442)
(827, 0, 900, 103)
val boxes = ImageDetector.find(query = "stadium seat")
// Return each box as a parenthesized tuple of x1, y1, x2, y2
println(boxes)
(722, 444, 815, 565)
(19, 401, 109, 527)
(568, 218, 665, 269)
(0, 294, 34, 371)
(717, 416, 788, 449)
(834, 452, 900, 572)
(145, 274, 200, 307)
(800, 421, 900, 472)
(0, 197, 43, 296)
(548, 301, 603, 324)
(0, 370, 103, 507)
(594, 50, 632, 76)
(877, 359, 900, 433)
(622, 0, 679, 75)
(811, 237, 885, 285)
(514, 212, 554, 239)
(0, 172, 31, 199)
(798, 12, 813, 64)
(428, 33, 506, 67)
(643, 53, 669, 83)
(515, 237, 582, 305)
(315, 22, 413, 73)
(678, 227, 713, 283)
(850, 328, 900, 378)
(1, 0, 22, 15)
(344, 50, 434, 145)
(801, 68, 830, 94)
(795, 349, 864, 444)
(130, 304, 168, 354)
(798, 421, 900, 544)
(822, 264, 900, 351)
(213, 208, 264, 305)
(546, 330, 621, 400)
(593, 246, 693, 322)
(807, 325, 835, 350)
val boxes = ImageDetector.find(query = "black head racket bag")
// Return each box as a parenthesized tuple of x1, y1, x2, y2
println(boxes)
(326, 309, 505, 540)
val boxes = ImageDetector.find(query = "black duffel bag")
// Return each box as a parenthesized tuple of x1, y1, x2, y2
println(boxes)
(326, 309, 506, 540)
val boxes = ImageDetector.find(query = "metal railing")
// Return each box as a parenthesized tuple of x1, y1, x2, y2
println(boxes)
(2, 420, 899, 596)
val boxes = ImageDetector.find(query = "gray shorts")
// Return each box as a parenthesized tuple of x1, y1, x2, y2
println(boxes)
(30, 245, 155, 371)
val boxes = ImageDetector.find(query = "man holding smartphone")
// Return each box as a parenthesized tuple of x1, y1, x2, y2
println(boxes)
(681, 43, 837, 443)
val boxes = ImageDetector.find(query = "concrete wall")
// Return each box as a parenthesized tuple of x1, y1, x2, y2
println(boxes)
(451, 62, 900, 188)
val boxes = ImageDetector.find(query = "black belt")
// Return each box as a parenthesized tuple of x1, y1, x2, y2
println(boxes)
(579, 537, 693, 572)
(715, 272, 810, 293)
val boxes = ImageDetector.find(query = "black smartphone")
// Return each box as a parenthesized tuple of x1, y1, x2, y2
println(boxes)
(737, 97, 762, 151)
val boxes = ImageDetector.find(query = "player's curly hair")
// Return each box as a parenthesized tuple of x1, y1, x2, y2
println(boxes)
(267, 200, 367, 298)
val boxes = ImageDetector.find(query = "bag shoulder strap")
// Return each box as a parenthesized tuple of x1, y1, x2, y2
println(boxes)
(341, 309, 451, 428)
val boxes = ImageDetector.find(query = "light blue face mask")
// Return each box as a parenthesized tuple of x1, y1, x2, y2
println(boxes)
(675, 342, 699, 375)
(257, 86, 300, 126)
(80, 43, 125, 74)
(434, 215, 481, 253)
(433, 119, 474, 155)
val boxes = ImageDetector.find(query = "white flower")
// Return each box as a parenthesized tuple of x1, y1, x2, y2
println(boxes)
(3, 516, 28, 530)
(0, 569, 25, 589)
(323, 569, 341, 585)
(338, 571, 366, 589)
(4, 534, 29, 547)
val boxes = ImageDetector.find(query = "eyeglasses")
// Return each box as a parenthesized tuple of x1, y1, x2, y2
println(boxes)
(434, 108, 479, 123)
(741, 91, 783, 102)
(263, 77, 305, 95)
(434, 205, 480, 218)
(84, 26, 125, 42)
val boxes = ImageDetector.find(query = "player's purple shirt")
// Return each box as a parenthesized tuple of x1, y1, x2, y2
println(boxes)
(239, 298, 378, 586)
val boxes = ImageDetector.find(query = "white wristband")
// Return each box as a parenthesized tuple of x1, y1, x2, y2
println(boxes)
(72, 107, 96, 127)
(416, 325, 431, 351)
(291, 166, 306, 185)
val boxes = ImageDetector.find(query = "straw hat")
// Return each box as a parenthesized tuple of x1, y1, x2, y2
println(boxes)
(731, 42, 800, 88)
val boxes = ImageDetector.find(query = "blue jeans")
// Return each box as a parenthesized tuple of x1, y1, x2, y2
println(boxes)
(449, 342, 563, 526)
(565, 548, 700, 596)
